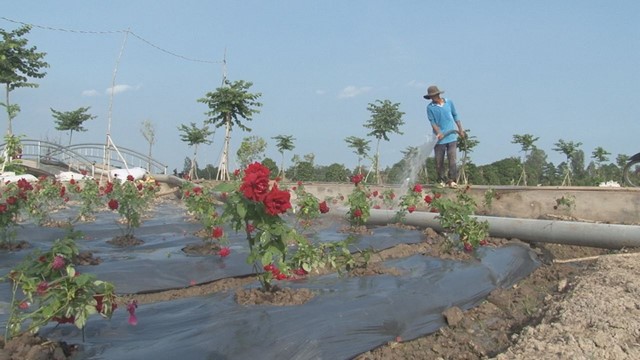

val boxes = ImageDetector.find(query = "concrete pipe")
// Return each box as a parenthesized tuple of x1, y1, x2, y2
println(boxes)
(333, 207, 640, 250)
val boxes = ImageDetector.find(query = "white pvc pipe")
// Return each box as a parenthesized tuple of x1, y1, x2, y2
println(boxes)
(332, 207, 640, 250)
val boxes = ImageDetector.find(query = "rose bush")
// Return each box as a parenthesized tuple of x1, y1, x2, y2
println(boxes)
(106, 175, 159, 238)
(2, 229, 117, 340)
(346, 174, 371, 228)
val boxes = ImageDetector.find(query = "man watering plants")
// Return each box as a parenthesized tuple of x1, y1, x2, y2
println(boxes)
(424, 85, 465, 187)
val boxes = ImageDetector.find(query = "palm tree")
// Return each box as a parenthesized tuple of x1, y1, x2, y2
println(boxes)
(198, 79, 262, 180)
(363, 100, 405, 184)
(272, 134, 295, 180)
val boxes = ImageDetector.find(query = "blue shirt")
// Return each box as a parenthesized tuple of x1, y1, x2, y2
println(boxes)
(427, 99, 459, 144)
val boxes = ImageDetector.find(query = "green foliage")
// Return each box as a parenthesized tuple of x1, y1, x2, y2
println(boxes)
(364, 99, 405, 184)
(345, 136, 371, 174)
(1, 133, 25, 173)
(106, 177, 159, 237)
(346, 174, 371, 227)
(70, 178, 102, 221)
(431, 187, 489, 251)
(272, 134, 295, 179)
(181, 182, 222, 237)
(290, 236, 371, 276)
(2, 229, 116, 340)
(323, 163, 350, 182)
(178, 122, 213, 179)
(554, 195, 576, 211)
(483, 188, 496, 210)
(236, 135, 267, 169)
(0, 25, 49, 134)
(199, 79, 262, 132)
(51, 106, 96, 145)
(395, 183, 424, 222)
(25, 177, 67, 226)
(292, 183, 322, 229)
(0, 178, 31, 244)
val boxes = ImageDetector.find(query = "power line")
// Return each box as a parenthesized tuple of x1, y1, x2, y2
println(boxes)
(1, 16, 221, 64)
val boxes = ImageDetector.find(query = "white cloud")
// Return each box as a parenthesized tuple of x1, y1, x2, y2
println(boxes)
(105, 84, 140, 95)
(82, 89, 100, 97)
(315, 89, 326, 95)
(338, 85, 372, 99)
(407, 80, 427, 89)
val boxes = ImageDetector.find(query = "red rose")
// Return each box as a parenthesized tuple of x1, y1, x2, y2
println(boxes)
(126, 175, 134, 181)
(218, 247, 231, 257)
(263, 264, 275, 272)
(240, 162, 271, 202)
(408, 205, 416, 213)
(372, 190, 379, 197)
(6, 196, 17, 206)
(353, 209, 363, 218)
(293, 268, 308, 276)
(424, 195, 433, 204)
(350, 174, 364, 185)
(319, 200, 330, 214)
(263, 185, 291, 216)
(212, 226, 224, 239)
(413, 184, 423, 193)
(193, 187, 202, 195)
(275, 273, 288, 280)
(108, 199, 119, 210)
(463, 242, 473, 252)
(246, 223, 256, 233)
(70, 179, 76, 185)
(60, 186, 66, 198)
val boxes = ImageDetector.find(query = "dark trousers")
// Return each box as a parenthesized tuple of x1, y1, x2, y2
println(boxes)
(434, 141, 457, 183)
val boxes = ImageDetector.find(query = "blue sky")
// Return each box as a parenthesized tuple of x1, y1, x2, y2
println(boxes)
(3, 1, 640, 173)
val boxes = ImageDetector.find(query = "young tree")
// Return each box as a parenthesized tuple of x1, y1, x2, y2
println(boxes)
(140, 119, 156, 172)
(51, 106, 96, 145)
(345, 136, 371, 175)
(457, 129, 479, 185)
(0, 25, 49, 135)
(178, 122, 213, 180)
(511, 133, 539, 186)
(236, 135, 267, 169)
(363, 99, 405, 184)
(272, 134, 295, 180)
(552, 139, 583, 186)
(198, 80, 262, 181)
(591, 146, 611, 181)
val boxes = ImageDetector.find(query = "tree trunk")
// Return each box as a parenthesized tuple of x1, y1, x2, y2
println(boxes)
(216, 116, 232, 181)
(5, 84, 12, 136)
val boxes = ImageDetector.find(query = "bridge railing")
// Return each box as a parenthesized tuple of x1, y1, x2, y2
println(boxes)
(67, 143, 168, 174)
(0, 140, 168, 175)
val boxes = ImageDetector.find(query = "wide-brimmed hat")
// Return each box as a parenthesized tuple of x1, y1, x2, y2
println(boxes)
(423, 85, 444, 99)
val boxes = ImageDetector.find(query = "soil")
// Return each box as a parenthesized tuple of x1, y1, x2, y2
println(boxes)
(105, 234, 144, 247)
(4, 222, 640, 358)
